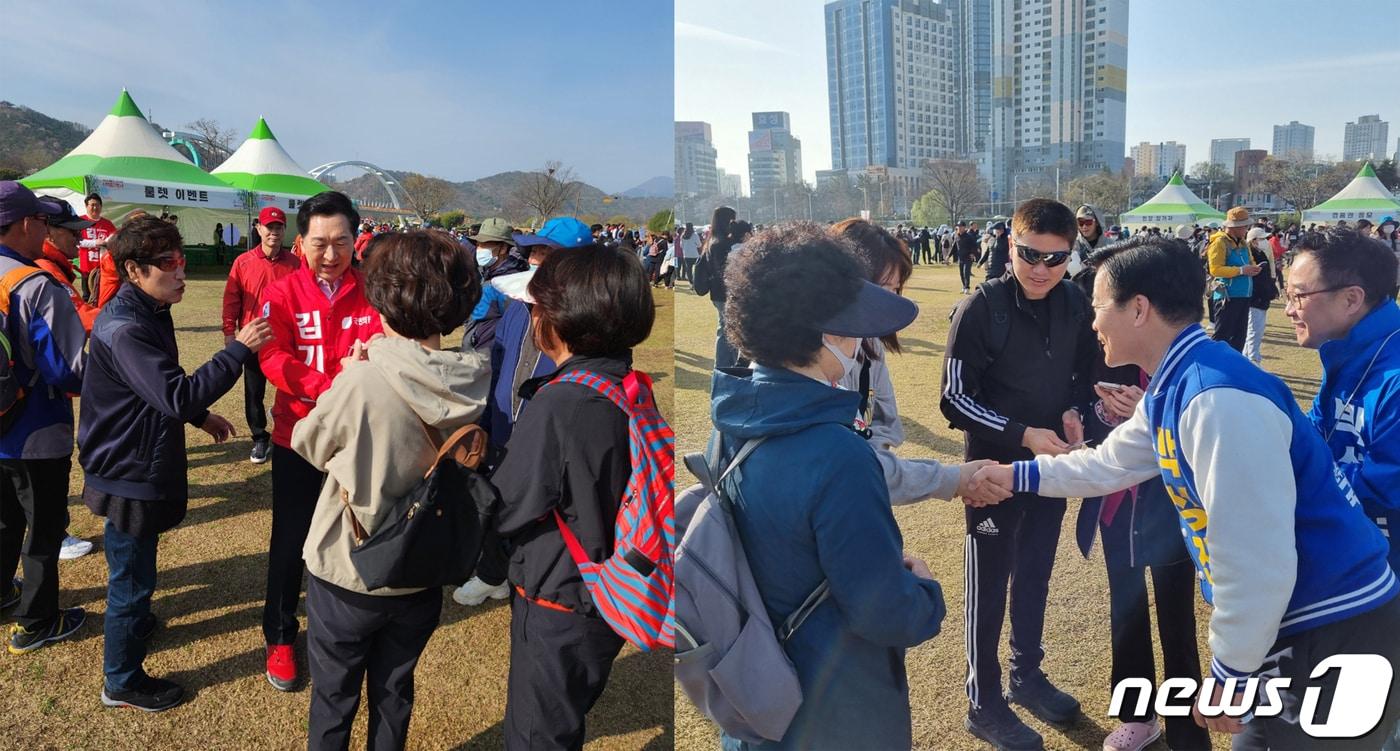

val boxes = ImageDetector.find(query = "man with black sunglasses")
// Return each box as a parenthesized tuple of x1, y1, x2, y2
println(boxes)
(941, 198, 1098, 750)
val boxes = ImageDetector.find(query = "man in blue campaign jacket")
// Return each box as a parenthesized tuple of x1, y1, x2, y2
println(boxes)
(1285, 228, 1400, 569)
(974, 235, 1400, 749)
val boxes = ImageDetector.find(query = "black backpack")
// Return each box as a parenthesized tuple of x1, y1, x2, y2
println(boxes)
(341, 424, 500, 591)
(692, 251, 713, 296)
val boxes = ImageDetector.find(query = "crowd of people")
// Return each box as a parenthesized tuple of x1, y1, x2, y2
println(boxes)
(680, 199, 1400, 751)
(1, 181, 670, 750)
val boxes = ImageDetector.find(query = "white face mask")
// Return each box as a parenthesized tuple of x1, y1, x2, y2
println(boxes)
(476, 248, 494, 267)
(823, 337, 861, 384)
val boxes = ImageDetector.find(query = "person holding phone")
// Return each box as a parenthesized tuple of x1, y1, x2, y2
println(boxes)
(940, 199, 1098, 750)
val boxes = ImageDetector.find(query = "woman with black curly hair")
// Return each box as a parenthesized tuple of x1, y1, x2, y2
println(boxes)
(707, 223, 1008, 750)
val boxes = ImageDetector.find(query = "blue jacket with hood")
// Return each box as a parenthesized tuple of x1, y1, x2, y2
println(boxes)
(710, 365, 945, 751)
(1309, 299, 1400, 569)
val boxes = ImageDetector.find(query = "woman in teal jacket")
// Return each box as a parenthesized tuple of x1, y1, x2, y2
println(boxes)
(711, 223, 1007, 750)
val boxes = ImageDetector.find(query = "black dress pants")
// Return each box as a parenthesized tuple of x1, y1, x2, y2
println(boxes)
(504, 594, 625, 750)
(243, 359, 270, 443)
(1106, 554, 1211, 749)
(305, 576, 441, 751)
(263, 445, 325, 645)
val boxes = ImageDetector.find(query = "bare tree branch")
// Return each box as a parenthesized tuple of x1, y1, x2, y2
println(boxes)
(512, 161, 582, 221)
(399, 173, 459, 220)
(922, 160, 986, 225)
(184, 118, 237, 168)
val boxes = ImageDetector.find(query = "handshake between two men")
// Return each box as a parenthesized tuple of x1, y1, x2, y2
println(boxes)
(952, 381, 1146, 508)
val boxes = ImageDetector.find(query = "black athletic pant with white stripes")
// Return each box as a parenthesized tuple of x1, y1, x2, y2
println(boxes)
(964, 493, 1066, 712)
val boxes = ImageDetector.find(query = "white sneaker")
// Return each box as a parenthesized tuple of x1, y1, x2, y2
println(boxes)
(59, 535, 94, 560)
(452, 577, 509, 606)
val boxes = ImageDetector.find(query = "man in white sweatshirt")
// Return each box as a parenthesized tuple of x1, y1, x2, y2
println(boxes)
(973, 234, 1400, 749)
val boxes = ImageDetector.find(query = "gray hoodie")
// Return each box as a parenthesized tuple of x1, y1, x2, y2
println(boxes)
(838, 339, 960, 504)
(293, 336, 489, 595)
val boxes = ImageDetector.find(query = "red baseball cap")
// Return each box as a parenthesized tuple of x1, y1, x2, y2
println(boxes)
(258, 206, 287, 226)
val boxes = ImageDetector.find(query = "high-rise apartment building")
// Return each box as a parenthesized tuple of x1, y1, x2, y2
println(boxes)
(1272, 121, 1315, 163)
(747, 111, 804, 197)
(674, 121, 718, 196)
(1129, 141, 1186, 180)
(985, 0, 1128, 208)
(825, 0, 959, 172)
(1343, 115, 1390, 162)
(716, 168, 743, 199)
(1209, 138, 1250, 171)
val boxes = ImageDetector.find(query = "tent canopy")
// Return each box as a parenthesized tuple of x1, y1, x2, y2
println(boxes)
(1302, 162, 1400, 224)
(21, 90, 242, 210)
(212, 117, 328, 208)
(1120, 172, 1226, 228)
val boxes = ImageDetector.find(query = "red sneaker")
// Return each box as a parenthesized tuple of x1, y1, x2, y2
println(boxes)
(265, 644, 297, 691)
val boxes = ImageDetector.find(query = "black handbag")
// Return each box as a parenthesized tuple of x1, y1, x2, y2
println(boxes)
(341, 423, 499, 591)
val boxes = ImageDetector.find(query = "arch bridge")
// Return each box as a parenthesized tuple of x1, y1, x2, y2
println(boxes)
(308, 161, 412, 210)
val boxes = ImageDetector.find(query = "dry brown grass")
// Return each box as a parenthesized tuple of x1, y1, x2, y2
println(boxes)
(672, 264, 1323, 751)
(2, 271, 674, 751)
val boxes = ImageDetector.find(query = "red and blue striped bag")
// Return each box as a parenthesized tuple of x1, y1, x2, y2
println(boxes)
(548, 369, 676, 651)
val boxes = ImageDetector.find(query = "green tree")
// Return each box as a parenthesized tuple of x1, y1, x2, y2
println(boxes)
(437, 209, 467, 229)
(646, 209, 675, 235)
(1374, 159, 1399, 191)
(911, 189, 950, 227)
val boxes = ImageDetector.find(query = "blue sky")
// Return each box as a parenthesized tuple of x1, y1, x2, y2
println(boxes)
(2, 0, 674, 193)
(677, 0, 1400, 188)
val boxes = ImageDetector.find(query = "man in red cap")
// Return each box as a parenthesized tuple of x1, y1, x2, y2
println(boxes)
(221, 206, 300, 463)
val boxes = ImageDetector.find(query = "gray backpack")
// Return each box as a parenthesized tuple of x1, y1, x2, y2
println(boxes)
(673, 436, 829, 744)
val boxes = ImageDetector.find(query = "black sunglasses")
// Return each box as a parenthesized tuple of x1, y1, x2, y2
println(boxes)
(1014, 243, 1072, 268)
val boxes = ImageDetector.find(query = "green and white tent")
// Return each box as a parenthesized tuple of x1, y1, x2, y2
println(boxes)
(1120, 172, 1227, 230)
(1302, 162, 1400, 225)
(21, 90, 244, 211)
(212, 117, 328, 212)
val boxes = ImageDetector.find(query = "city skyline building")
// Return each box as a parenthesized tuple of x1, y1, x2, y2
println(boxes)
(824, 0, 959, 173)
(1210, 138, 1250, 171)
(1343, 114, 1390, 162)
(674, 120, 718, 197)
(747, 111, 804, 198)
(985, 0, 1129, 210)
(1130, 140, 1186, 179)
(1272, 120, 1316, 162)
(717, 167, 743, 199)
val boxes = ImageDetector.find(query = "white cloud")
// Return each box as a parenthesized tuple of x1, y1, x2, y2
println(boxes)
(675, 21, 794, 55)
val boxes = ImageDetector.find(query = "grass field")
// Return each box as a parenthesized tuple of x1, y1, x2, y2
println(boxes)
(672, 263, 1325, 751)
(2, 271, 675, 751)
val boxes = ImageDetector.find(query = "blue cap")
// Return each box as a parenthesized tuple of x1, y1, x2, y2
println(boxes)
(1380, 216, 1396, 227)
(512, 232, 561, 249)
(536, 217, 593, 249)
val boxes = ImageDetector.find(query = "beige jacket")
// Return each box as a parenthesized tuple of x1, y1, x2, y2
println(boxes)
(292, 336, 489, 595)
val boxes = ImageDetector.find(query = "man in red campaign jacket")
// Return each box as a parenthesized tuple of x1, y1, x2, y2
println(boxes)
(222, 206, 300, 464)
(79, 192, 117, 300)
(256, 191, 382, 693)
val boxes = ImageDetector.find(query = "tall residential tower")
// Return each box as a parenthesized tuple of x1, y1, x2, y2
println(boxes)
(986, 0, 1128, 209)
